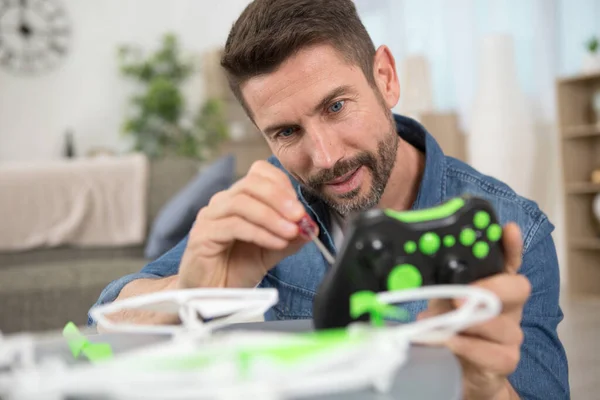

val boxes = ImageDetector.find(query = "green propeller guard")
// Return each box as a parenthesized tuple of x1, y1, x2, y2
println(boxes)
(62, 321, 113, 362)
(350, 291, 408, 327)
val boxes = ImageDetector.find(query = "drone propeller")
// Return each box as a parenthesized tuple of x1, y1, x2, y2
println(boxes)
(89, 288, 279, 335)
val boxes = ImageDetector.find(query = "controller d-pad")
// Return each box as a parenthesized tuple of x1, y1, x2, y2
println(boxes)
(419, 232, 440, 255)
(387, 264, 423, 291)
(473, 211, 491, 229)
(459, 228, 476, 246)
(358, 235, 394, 276)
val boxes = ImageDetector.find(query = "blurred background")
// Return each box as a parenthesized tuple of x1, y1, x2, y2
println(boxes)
(0, 0, 599, 397)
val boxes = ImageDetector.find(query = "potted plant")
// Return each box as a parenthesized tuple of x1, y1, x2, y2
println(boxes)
(118, 33, 229, 162)
(582, 36, 600, 74)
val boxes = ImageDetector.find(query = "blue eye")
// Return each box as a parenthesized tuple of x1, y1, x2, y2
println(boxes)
(278, 127, 296, 138)
(329, 100, 345, 113)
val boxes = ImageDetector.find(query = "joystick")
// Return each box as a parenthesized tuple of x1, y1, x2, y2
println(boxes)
(312, 195, 505, 330)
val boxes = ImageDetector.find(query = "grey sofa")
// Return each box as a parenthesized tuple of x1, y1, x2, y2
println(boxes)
(0, 157, 201, 334)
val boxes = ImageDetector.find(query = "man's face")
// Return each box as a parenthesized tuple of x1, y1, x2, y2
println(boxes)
(241, 44, 400, 216)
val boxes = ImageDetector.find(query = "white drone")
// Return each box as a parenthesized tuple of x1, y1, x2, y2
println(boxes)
(0, 285, 500, 400)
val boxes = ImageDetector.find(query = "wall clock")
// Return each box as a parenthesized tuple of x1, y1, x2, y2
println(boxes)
(0, 0, 71, 75)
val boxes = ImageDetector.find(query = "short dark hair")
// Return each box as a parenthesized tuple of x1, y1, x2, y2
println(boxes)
(221, 0, 377, 117)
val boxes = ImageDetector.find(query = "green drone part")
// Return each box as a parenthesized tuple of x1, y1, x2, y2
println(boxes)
(384, 197, 465, 224)
(59, 300, 406, 376)
(237, 328, 363, 369)
(350, 290, 409, 327)
(125, 328, 369, 377)
(62, 322, 113, 362)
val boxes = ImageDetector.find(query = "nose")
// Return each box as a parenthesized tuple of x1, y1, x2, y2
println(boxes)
(305, 123, 343, 170)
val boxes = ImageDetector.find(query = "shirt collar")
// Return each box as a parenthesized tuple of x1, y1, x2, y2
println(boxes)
(393, 114, 447, 211)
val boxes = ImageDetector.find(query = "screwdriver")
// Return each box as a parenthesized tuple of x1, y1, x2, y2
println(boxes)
(297, 215, 336, 264)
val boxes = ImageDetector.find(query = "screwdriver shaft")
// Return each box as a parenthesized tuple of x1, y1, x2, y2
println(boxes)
(311, 234, 335, 264)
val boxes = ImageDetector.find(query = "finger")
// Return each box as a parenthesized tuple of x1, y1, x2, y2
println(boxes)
(445, 334, 520, 376)
(204, 216, 292, 250)
(263, 235, 310, 269)
(248, 160, 297, 198)
(226, 174, 306, 222)
(502, 222, 523, 274)
(470, 274, 531, 314)
(203, 193, 301, 240)
(459, 315, 524, 346)
(451, 274, 530, 317)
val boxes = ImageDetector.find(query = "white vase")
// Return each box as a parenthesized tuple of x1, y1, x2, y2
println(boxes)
(469, 34, 536, 199)
(582, 53, 600, 74)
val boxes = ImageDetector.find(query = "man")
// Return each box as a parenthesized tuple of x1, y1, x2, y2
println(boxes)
(90, 0, 569, 398)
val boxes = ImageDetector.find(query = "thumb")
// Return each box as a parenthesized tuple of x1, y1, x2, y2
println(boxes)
(502, 222, 523, 275)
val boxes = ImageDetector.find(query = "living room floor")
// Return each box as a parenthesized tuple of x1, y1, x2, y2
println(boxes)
(558, 293, 600, 399)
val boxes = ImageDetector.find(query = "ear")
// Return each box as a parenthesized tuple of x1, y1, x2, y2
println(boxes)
(372, 45, 400, 109)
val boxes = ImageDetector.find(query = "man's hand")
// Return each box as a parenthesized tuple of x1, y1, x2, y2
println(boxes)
(417, 223, 530, 400)
(177, 160, 311, 289)
(99, 161, 311, 330)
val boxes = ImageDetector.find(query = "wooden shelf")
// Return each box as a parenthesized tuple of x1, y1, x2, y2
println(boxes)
(558, 71, 600, 84)
(557, 72, 600, 296)
(566, 182, 600, 194)
(562, 124, 600, 139)
(570, 237, 600, 250)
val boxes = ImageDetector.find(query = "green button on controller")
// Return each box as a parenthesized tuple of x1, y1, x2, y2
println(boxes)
(443, 235, 455, 247)
(387, 264, 423, 291)
(404, 240, 417, 254)
(487, 224, 502, 242)
(460, 228, 476, 246)
(473, 241, 490, 259)
(419, 232, 440, 255)
(473, 211, 491, 229)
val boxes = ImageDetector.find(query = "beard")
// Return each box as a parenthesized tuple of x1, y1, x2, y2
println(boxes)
(301, 122, 399, 217)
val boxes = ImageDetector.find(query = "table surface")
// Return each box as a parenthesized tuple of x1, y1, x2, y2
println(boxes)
(34, 319, 462, 400)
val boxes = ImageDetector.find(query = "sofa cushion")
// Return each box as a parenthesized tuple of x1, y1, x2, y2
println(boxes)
(0, 259, 145, 333)
(144, 154, 236, 260)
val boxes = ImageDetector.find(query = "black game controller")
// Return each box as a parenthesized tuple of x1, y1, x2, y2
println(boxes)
(312, 195, 505, 330)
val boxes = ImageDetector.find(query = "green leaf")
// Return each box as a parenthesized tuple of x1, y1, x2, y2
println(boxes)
(586, 36, 599, 53)
(117, 32, 228, 160)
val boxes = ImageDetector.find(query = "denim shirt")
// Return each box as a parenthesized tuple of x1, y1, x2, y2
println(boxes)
(90, 115, 569, 399)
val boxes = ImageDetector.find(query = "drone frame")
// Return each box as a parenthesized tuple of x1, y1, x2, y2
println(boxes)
(0, 284, 500, 400)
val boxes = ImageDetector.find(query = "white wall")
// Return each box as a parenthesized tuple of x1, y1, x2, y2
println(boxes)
(0, 0, 252, 162)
